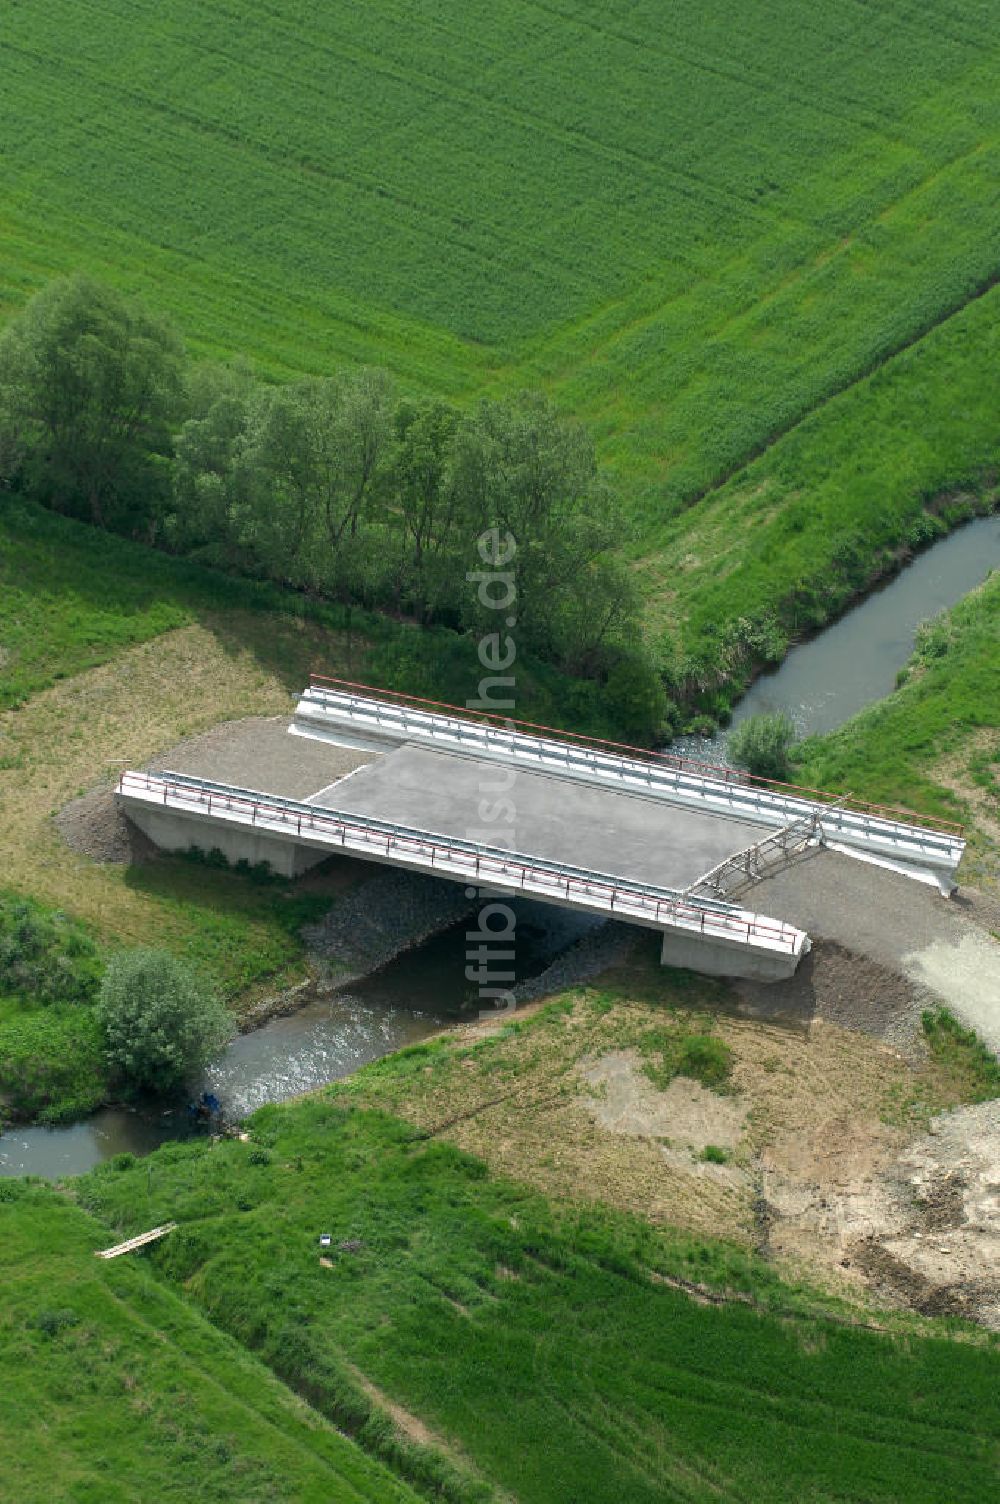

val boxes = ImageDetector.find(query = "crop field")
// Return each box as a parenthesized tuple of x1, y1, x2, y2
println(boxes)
(3, 0, 1000, 553)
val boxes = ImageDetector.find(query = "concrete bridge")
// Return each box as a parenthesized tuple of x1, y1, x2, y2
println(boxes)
(116, 677, 965, 984)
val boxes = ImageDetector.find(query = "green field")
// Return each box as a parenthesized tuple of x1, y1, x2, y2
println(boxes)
(72, 1095, 1000, 1504)
(3, 10, 1000, 1495)
(3, 2, 1000, 612)
(0, 1182, 420, 1504)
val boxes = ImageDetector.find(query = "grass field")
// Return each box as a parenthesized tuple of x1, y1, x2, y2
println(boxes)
(0, 1182, 420, 1504)
(3, 3, 1000, 603)
(75, 1092, 1000, 1504)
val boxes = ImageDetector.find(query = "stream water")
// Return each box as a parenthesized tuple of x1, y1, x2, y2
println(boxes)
(673, 512, 1000, 765)
(4, 516, 998, 1179)
(0, 900, 596, 1177)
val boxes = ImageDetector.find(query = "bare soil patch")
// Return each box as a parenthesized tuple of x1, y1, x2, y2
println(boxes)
(346, 1364, 441, 1450)
(581, 1051, 746, 1148)
(352, 953, 1000, 1324)
(935, 729, 1000, 849)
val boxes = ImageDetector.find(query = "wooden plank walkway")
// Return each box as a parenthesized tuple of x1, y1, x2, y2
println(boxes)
(95, 1222, 177, 1259)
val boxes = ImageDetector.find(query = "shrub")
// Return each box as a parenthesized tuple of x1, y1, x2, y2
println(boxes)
(922, 1007, 1000, 1102)
(727, 711, 797, 780)
(638, 1028, 733, 1092)
(33, 1307, 80, 1337)
(914, 612, 956, 662)
(96, 948, 231, 1096)
(677, 1035, 733, 1089)
(0, 893, 102, 1004)
(0, 1003, 107, 1121)
(700, 1144, 728, 1164)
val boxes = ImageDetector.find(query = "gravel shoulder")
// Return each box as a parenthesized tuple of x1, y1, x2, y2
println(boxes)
(744, 847, 1000, 1051)
(57, 716, 374, 864)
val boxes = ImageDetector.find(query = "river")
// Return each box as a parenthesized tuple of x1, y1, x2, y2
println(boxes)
(673, 511, 1000, 764)
(4, 515, 998, 1178)
(0, 899, 596, 1177)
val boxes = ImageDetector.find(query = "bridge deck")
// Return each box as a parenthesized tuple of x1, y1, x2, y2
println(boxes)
(316, 743, 770, 891)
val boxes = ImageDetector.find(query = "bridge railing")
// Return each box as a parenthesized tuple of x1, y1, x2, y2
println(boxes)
(118, 769, 806, 956)
(303, 675, 964, 848)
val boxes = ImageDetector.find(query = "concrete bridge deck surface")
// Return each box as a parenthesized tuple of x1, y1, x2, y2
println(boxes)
(309, 742, 771, 891)
(147, 717, 377, 799)
(143, 718, 770, 893)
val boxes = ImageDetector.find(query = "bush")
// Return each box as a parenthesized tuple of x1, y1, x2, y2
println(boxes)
(727, 712, 797, 780)
(96, 948, 231, 1096)
(0, 893, 102, 1004)
(700, 1144, 728, 1164)
(638, 1028, 733, 1092)
(0, 1002, 107, 1122)
(914, 612, 956, 662)
(922, 1007, 1000, 1102)
(677, 1035, 733, 1089)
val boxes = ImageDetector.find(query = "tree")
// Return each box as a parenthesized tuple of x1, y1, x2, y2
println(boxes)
(169, 359, 256, 560)
(0, 276, 185, 533)
(598, 650, 672, 745)
(97, 948, 231, 1095)
(232, 370, 393, 595)
(727, 712, 797, 781)
(386, 397, 462, 620)
(452, 393, 637, 665)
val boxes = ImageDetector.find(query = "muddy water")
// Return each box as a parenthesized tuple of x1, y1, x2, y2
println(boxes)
(205, 900, 591, 1117)
(674, 513, 1000, 765)
(0, 900, 596, 1176)
(0, 1107, 199, 1179)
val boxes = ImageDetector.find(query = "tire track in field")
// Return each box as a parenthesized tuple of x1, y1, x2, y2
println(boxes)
(97, 1272, 400, 1502)
(202, 0, 801, 228)
(656, 256, 1000, 515)
(520, 0, 964, 143)
(509, 120, 998, 387)
(503, 133, 1000, 507)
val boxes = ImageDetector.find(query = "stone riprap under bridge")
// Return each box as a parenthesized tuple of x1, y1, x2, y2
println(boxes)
(116, 678, 965, 985)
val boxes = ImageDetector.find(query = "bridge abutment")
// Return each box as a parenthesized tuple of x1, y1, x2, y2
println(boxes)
(660, 929, 807, 982)
(125, 802, 327, 879)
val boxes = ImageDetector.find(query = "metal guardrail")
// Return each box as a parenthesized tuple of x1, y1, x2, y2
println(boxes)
(297, 683, 965, 869)
(307, 674, 964, 837)
(118, 769, 806, 956)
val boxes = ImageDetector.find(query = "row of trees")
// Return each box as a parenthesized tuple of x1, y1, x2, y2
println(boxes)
(0, 276, 645, 677)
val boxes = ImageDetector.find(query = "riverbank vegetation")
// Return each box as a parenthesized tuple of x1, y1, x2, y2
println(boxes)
(97, 949, 231, 1096)
(0, 893, 106, 1121)
(0, 276, 666, 734)
(795, 571, 1000, 835)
